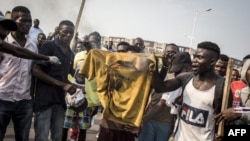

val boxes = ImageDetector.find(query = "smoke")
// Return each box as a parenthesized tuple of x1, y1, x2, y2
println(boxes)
(0, 0, 95, 38)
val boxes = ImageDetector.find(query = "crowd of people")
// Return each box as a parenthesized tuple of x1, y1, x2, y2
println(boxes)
(0, 5, 250, 141)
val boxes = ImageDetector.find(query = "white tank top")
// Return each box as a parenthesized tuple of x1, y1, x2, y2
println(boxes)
(174, 78, 216, 141)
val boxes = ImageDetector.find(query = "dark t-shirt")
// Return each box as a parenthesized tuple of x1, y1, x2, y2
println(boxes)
(148, 92, 173, 124)
(34, 39, 75, 112)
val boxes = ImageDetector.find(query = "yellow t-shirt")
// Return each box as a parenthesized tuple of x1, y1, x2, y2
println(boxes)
(79, 49, 156, 127)
(74, 51, 86, 69)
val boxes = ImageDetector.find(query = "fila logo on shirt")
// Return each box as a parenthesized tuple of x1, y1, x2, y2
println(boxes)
(180, 103, 209, 127)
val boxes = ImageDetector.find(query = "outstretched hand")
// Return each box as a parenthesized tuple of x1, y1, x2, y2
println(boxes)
(162, 53, 174, 67)
(48, 56, 61, 65)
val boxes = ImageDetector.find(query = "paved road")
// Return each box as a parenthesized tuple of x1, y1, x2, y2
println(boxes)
(4, 113, 101, 141)
(5, 113, 139, 141)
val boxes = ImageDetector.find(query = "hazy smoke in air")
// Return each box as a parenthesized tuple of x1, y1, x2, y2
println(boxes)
(1, 0, 95, 37)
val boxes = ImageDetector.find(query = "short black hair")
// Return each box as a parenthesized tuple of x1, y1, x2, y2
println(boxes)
(135, 37, 144, 41)
(166, 43, 179, 52)
(34, 19, 39, 22)
(197, 41, 220, 59)
(11, 6, 30, 20)
(117, 41, 130, 47)
(135, 37, 144, 44)
(127, 45, 141, 53)
(243, 54, 250, 60)
(59, 20, 74, 28)
(88, 31, 101, 41)
(38, 32, 46, 37)
(219, 54, 229, 62)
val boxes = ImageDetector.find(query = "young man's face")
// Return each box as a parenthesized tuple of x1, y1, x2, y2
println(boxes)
(33, 19, 39, 27)
(88, 35, 100, 49)
(231, 69, 240, 81)
(164, 45, 179, 64)
(192, 48, 216, 75)
(37, 34, 46, 45)
(58, 24, 74, 45)
(15, 12, 32, 35)
(134, 39, 145, 51)
(214, 59, 228, 77)
(75, 43, 83, 52)
(117, 45, 128, 53)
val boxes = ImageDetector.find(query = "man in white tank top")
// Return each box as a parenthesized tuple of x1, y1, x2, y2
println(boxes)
(152, 41, 222, 141)
(174, 78, 215, 141)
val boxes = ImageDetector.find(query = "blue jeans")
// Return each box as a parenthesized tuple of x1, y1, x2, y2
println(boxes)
(34, 104, 65, 141)
(0, 99, 33, 141)
(139, 120, 172, 141)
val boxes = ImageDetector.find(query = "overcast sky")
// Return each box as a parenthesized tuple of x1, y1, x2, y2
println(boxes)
(1, 0, 249, 60)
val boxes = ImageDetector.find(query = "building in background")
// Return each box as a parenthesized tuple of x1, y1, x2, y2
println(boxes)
(101, 36, 242, 68)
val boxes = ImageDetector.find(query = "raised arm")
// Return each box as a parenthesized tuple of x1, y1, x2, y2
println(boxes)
(152, 65, 193, 94)
(151, 69, 184, 93)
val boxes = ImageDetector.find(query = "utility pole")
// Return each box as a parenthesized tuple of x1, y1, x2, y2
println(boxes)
(70, 0, 86, 49)
(189, 8, 212, 49)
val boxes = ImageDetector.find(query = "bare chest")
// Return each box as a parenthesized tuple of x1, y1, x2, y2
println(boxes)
(193, 80, 216, 91)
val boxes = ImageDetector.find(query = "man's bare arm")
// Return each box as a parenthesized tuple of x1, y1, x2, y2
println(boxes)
(0, 41, 60, 64)
(0, 41, 49, 60)
(151, 70, 183, 93)
(159, 66, 168, 80)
